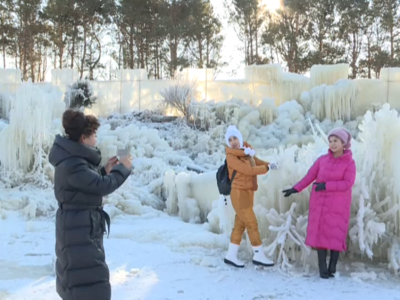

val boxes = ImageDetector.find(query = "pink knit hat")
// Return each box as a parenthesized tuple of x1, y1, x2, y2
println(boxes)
(328, 127, 352, 149)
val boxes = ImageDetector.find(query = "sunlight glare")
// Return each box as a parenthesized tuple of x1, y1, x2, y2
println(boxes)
(260, 0, 282, 13)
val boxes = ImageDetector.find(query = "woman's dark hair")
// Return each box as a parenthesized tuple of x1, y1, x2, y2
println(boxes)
(62, 109, 100, 142)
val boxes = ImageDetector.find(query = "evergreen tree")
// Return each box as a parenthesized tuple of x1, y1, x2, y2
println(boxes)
(262, 0, 310, 73)
(0, 0, 17, 69)
(228, 0, 264, 65)
(305, 0, 345, 66)
(42, 0, 75, 69)
(187, 0, 224, 70)
(374, 0, 400, 62)
(337, 0, 370, 78)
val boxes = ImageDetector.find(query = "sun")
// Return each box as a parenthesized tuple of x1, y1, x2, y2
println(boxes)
(259, 0, 282, 13)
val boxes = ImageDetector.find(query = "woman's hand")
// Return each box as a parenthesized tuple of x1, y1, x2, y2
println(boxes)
(104, 156, 118, 174)
(282, 188, 298, 197)
(313, 182, 326, 191)
(119, 155, 133, 169)
(269, 163, 279, 170)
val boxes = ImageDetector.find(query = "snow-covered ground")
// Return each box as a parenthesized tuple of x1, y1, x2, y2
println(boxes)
(1, 210, 400, 300)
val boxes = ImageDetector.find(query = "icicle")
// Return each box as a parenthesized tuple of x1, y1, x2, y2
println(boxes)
(257, 98, 276, 125)
(307, 80, 357, 121)
(164, 169, 178, 215)
(0, 81, 59, 186)
(0, 92, 11, 120)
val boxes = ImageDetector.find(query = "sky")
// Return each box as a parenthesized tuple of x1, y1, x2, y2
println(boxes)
(211, 0, 283, 80)
(209, 0, 245, 80)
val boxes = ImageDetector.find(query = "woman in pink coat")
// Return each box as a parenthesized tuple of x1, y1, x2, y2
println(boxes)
(282, 128, 356, 279)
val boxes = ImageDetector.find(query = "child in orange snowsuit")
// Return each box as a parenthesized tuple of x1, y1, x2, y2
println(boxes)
(224, 125, 275, 268)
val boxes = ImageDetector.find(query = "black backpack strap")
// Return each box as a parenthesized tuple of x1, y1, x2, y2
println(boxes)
(226, 159, 237, 182)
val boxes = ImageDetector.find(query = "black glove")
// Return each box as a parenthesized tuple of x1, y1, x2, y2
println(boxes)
(313, 182, 326, 191)
(282, 188, 298, 197)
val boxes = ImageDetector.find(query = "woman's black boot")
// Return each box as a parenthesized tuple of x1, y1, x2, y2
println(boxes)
(317, 249, 329, 279)
(328, 250, 340, 277)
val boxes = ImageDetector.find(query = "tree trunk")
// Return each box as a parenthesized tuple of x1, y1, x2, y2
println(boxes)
(70, 25, 76, 68)
(14, 47, 17, 69)
(294, 13, 300, 73)
(244, 38, 248, 65)
(367, 37, 371, 79)
(118, 38, 122, 69)
(145, 38, 149, 72)
(22, 27, 28, 80)
(37, 49, 42, 82)
(59, 24, 63, 69)
(42, 48, 47, 80)
(89, 33, 102, 80)
(255, 25, 258, 64)
(197, 37, 203, 68)
(170, 37, 178, 78)
(351, 32, 357, 79)
(206, 35, 210, 67)
(390, 26, 394, 60)
(319, 28, 323, 63)
(140, 26, 145, 69)
(80, 25, 87, 79)
(19, 42, 22, 71)
(1, 21, 5, 68)
(2, 39, 5, 68)
(249, 22, 253, 64)
(129, 31, 134, 68)
(156, 41, 160, 79)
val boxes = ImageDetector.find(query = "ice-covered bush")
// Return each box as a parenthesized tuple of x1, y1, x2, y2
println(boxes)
(160, 79, 198, 119)
(64, 79, 97, 109)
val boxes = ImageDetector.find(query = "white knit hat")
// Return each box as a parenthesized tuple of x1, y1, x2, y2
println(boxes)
(225, 125, 243, 148)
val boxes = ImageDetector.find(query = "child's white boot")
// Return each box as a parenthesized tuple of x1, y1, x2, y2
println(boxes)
(224, 243, 245, 268)
(252, 245, 274, 267)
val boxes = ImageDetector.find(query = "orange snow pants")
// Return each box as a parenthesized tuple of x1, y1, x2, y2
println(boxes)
(230, 188, 262, 247)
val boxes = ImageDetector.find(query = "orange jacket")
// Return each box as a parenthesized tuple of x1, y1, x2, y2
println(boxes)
(226, 142, 269, 191)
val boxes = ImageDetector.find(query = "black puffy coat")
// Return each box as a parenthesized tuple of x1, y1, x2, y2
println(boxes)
(49, 135, 131, 300)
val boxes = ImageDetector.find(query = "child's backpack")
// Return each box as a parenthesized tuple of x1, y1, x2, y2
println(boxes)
(216, 160, 236, 196)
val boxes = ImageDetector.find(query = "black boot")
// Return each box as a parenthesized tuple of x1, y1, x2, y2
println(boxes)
(328, 250, 340, 277)
(317, 249, 329, 279)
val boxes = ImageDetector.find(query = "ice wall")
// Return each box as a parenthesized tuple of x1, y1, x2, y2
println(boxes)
(244, 64, 310, 105)
(178, 68, 214, 82)
(4, 64, 400, 120)
(310, 64, 349, 87)
(51, 69, 79, 95)
(0, 69, 21, 94)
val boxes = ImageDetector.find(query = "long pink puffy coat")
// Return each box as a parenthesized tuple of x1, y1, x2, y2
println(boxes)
(294, 150, 356, 252)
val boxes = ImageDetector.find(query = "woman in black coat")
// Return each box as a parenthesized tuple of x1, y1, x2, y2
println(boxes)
(49, 109, 132, 300)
